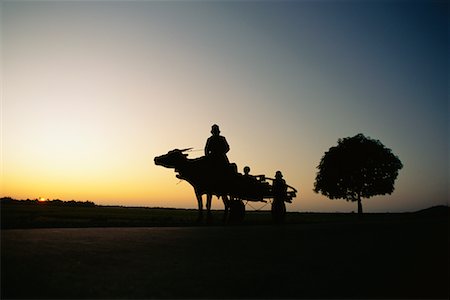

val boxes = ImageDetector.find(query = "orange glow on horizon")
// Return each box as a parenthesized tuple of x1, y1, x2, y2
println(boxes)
(2, 1, 447, 213)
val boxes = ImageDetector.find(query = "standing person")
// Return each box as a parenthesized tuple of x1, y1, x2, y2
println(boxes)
(272, 171, 287, 224)
(205, 124, 230, 165)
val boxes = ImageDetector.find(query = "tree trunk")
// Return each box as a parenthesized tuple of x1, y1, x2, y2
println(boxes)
(357, 198, 363, 214)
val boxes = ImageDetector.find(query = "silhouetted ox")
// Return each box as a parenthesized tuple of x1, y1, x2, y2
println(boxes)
(154, 148, 296, 222)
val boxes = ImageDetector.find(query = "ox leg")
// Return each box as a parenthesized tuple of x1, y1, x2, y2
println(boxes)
(196, 191, 203, 222)
(222, 195, 230, 223)
(206, 194, 213, 224)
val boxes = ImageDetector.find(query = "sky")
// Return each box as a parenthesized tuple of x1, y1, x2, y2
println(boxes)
(1, 0, 448, 212)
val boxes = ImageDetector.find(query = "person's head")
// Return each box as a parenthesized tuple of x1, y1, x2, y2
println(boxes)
(244, 166, 250, 175)
(275, 171, 283, 179)
(211, 124, 220, 136)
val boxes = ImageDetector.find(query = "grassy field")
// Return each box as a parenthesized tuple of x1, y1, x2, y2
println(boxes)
(1, 201, 445, 229)
(1, 202, 201, 229)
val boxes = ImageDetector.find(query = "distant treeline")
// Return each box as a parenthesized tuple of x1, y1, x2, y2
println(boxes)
(0, 197, 96, 207)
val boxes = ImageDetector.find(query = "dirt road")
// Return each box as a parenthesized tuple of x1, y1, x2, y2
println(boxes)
(1, 219, 448, 299)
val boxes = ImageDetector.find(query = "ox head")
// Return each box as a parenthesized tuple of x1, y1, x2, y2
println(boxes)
(154, 148, 192, 169)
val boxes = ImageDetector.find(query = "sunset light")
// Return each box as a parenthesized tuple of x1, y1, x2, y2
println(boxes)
(1, 1, 447, 212)
(2, 2, 447, 299)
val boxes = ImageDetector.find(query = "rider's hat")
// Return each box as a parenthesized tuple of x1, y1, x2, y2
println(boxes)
(275, 171, 283, 179)
(211, 124, 220, 134)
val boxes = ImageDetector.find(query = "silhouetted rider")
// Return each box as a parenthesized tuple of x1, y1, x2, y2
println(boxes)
(243, 166, 251, 177)
(205, 124, 230, 165)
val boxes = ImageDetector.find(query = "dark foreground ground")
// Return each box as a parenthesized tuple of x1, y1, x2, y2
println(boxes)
(1, 210, 448, 299)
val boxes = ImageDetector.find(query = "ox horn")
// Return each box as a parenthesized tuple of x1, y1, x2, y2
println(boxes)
(179, 147, 193, 152)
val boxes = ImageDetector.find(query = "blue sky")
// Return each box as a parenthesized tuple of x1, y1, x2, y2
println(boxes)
(2, 0, 448, 212)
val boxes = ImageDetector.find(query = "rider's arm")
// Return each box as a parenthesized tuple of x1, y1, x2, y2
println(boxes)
(205, 138, 211, 156)
(223, 137, 230, 153)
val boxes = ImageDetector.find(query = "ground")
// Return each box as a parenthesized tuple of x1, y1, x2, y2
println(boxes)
(1, 213, 448, 299)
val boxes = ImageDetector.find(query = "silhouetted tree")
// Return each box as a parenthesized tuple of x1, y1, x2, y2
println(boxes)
(314, 133, 403, 214)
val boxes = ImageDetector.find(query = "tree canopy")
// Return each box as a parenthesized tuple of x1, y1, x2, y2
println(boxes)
(314, 134, 403, 213)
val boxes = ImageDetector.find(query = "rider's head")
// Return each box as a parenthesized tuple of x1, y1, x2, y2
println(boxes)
(275, 171, 283, 179)
(244, 166, 250, 175)
(211, 124, 220, 135)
